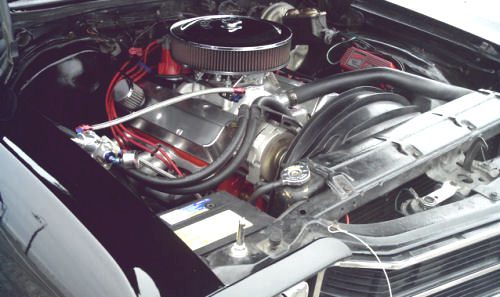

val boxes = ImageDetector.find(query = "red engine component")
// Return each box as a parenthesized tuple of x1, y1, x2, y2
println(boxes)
(217, 175, 253, 198)
(340, 47, 395, 71)
(158, 39, 182, 76)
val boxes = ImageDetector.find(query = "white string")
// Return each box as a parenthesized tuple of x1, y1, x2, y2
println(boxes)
(328, 225, 393, 297)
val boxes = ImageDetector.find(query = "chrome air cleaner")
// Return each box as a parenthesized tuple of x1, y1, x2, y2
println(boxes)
(169, 15, 292, 74)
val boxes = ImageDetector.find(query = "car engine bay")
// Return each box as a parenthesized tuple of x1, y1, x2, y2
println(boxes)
(4, 0, 500, 296)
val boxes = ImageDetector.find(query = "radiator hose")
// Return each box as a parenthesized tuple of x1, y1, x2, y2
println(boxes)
(286, 67, 473, 105)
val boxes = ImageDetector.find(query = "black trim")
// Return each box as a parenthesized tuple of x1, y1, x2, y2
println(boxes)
(0, 100, 223, 296)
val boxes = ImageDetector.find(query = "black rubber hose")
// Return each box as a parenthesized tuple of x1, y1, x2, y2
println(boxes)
(255, 96, 293, 117)
(120, 105, 250, 188)
(287, 67, 473, 105)
(161, 105, 261, 194)
(248, 181, 283, 205)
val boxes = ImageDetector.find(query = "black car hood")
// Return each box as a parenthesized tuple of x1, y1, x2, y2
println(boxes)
(386, 0, 500, 46)
(352, 0, 500, 63)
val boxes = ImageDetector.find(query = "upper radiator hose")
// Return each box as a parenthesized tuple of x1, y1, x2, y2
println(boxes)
(286, 67, 473, 105)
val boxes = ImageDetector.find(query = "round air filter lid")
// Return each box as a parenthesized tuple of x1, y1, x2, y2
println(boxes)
(170, 15, 292, 74)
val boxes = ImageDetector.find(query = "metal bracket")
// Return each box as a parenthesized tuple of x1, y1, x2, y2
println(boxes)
(327, 173, 355, 199)
(474, 185, 500, 201)
(417, 181, 459, 207)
